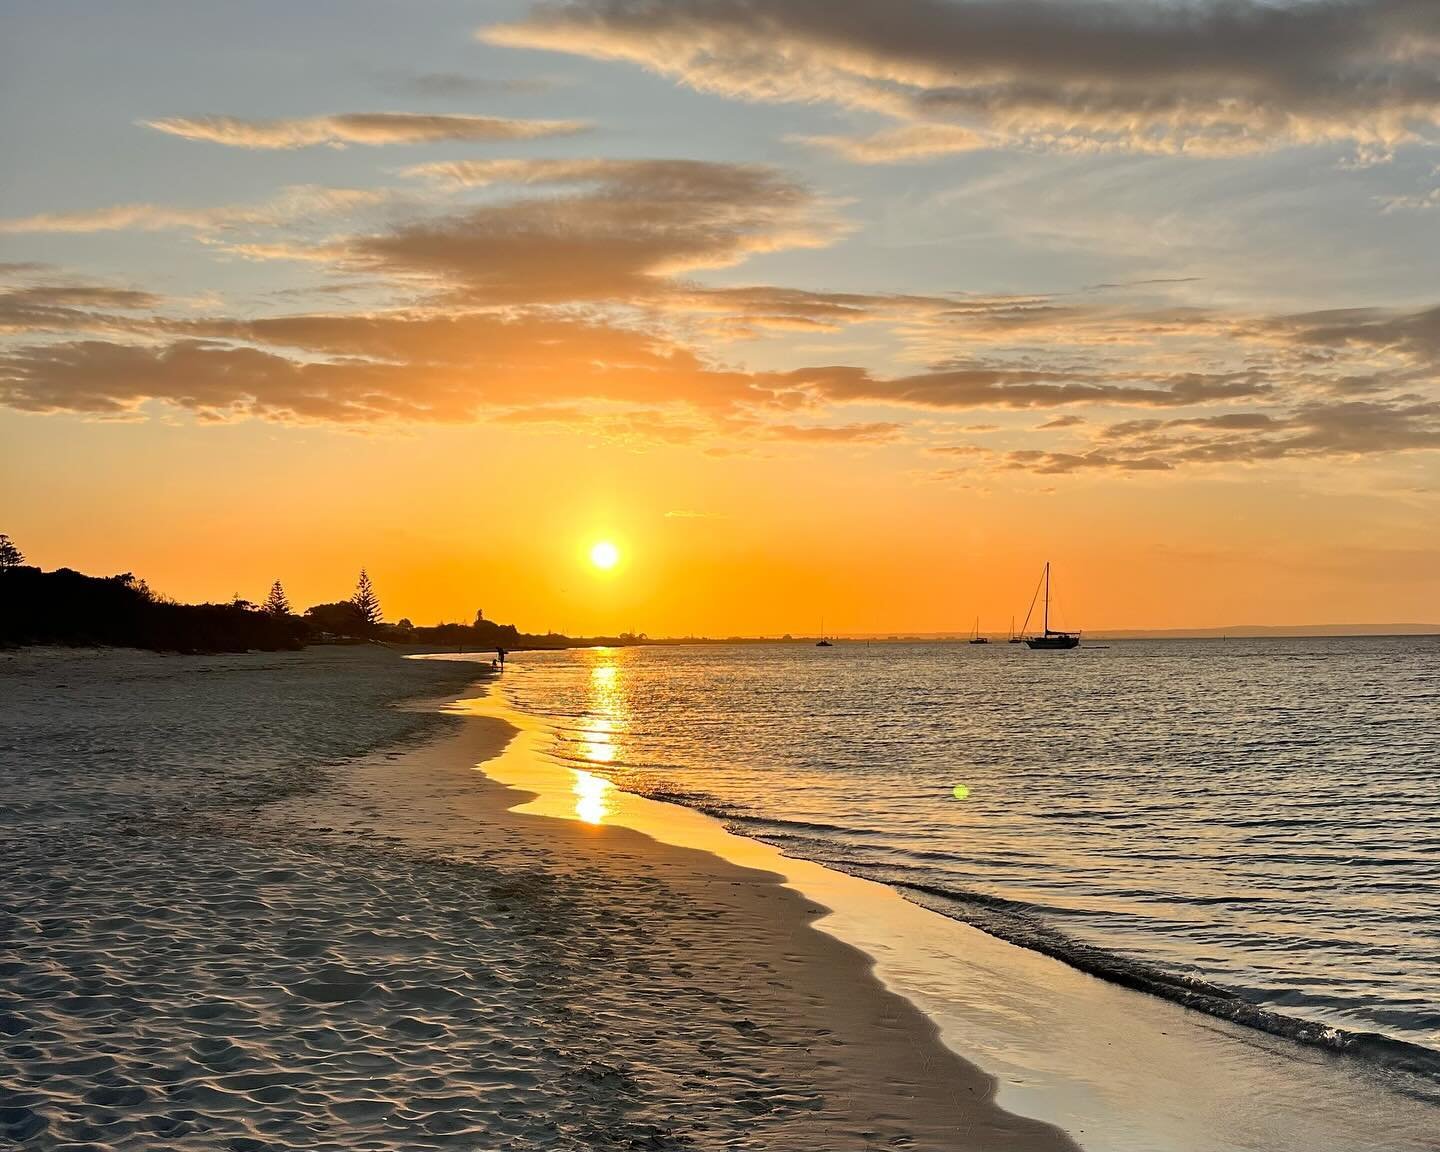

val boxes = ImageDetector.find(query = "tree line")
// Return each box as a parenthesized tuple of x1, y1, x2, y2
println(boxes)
(0, 535, 542, 655)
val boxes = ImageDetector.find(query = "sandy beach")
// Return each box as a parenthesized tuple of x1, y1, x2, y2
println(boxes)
(0, 646, 1074, 1151)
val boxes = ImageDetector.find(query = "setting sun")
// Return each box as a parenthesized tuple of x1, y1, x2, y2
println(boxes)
(589, 541, 620, 571)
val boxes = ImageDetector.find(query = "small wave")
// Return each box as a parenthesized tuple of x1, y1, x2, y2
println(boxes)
(890, 880, 1440, 1097)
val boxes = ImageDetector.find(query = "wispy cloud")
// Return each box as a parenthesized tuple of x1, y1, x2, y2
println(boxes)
(789, 363, 1270, 411)
(0, 187, 396, 235)
(1005, 399, 1440, 473)
(486, 0, 1440, 161)
(0, 280, 162, 335)
(765, 421, 905, 443)
(144, 112, 589, 149)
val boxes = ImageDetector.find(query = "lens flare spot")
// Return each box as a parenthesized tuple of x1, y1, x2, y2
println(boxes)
(952, 784, 971, 801)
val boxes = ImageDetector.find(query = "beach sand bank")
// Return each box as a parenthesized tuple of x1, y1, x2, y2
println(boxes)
(0, 647, 1072, 1150)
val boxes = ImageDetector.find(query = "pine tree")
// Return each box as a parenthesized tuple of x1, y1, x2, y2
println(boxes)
(0, 534, 24, 570)
(263, 580, 292, 617)
(351, 568, 383, 627)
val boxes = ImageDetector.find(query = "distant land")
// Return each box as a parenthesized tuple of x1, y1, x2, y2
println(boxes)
(806, 625, 1440, 641)
(1084, 623, 1440, 640)
(634, 625, 1440, 643)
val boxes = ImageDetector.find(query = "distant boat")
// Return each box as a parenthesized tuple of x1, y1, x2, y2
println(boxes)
(1007, 615, 1023, 644)
(816, 617, 832, 647)
(1019, 562, 1081, 650)
(969, 617, 989, 645)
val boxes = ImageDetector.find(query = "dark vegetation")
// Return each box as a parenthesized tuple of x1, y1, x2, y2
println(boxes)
(1, 567, 309, 654)
(0, 534, 630, 655)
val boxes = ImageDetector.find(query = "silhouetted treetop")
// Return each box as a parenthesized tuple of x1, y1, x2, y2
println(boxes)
(263, 580, 292, 616)
(0, 535, 24, 570)
(352, 569, 382, 627)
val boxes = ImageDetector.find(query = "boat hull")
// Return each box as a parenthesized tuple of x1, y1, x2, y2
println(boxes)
(1025, 633, 1080, 650)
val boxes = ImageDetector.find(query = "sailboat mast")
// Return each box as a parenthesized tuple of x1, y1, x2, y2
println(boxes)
(1043, 562, 1050, 634)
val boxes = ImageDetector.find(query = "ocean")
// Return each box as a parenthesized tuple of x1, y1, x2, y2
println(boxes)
(503, 637, 1440, 1097)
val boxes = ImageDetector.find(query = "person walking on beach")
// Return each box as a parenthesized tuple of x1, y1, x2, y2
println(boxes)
(497, 646, 507, 670)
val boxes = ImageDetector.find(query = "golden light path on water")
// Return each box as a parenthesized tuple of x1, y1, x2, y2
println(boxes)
(572, 769, 614, 825)
(574, 656, 622, 822)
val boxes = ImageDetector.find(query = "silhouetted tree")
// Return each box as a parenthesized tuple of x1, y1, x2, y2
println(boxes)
(0, 534, 24, 570)
(351, 568, 382, 628)
(263, 580, 292, 616)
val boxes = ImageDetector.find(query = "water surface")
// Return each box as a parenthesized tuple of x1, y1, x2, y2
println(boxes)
(504, 638, 1440, 1095)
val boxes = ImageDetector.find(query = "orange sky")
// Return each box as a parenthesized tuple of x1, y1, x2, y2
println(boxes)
(2, 1, 1438, 633)
(5, 407, 1433, 634)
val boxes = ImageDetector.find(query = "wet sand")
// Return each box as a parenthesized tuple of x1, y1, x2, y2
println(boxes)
(0, 647, 1074, 1150)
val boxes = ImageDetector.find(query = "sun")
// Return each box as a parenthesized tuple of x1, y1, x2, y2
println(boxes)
(589, 540, 620, 570)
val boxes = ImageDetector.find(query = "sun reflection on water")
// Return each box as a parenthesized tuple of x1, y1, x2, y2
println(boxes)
(573, 769, 614, 824)
(571, 653, 626, 822)
(578, 657, 624, 765)
(580, 717, 617, 763)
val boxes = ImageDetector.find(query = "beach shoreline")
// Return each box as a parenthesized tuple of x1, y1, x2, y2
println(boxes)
(5, 645, 1436, 1151)
(268, 670, 1079, 1151)
(0, 646, 1072, 1151)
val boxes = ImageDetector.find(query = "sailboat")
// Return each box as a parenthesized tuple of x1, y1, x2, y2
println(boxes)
(1019, 562, 1080, 650)
(816, 616, 832, 647)
(969, 617, 989, 644)
(1007, 615, 1023, 644)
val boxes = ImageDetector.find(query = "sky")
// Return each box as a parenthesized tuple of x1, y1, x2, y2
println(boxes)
(2, 0, 1438, 635)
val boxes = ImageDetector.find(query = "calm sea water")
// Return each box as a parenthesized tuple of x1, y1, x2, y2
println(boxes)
(504, 638, 1440, 1086)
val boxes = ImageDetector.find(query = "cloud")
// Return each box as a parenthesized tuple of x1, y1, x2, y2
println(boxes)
(789, 363, 1269, 410)
(1261, 304, 1440, 363)
(797, 123, 988, 163)
(1006, 399, 1440, 472)
(0, 187, 396, 235)
(765, 421, 904, 442)
(1084, 277, 1204, 292)
(1007, 449, 1175, 474)
(0, 309, 784, 422)
(362, 158, 846, 302)
(0, 282, 162, 334)
(1381, 188, 1440, 211)
(6, 287, 1440, 479)
(659, 284, 954, 337)
(486, 0, 1440, 159)
(143, 112, 589, 149)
